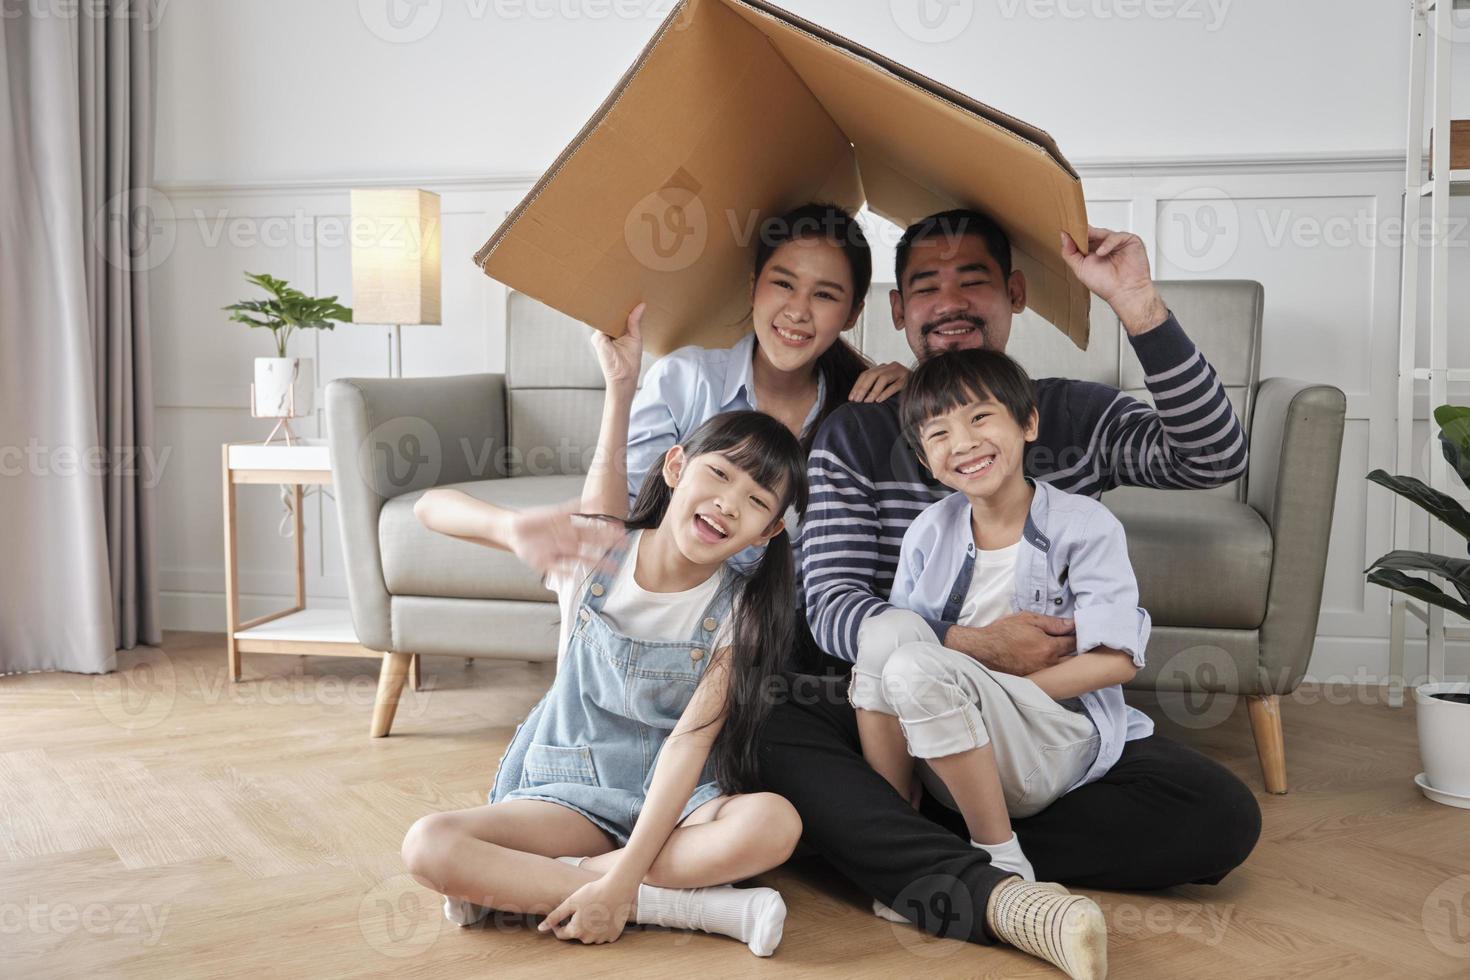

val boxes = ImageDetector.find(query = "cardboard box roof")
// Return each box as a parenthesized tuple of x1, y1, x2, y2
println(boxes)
(473, 0, 1091, 355)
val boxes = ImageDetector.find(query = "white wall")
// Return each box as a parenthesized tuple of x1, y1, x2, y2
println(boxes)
(156, 0, 1470, 183)
(149, 0, 1470, 684)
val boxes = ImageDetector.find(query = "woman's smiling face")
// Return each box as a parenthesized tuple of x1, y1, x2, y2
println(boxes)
(751, 237, 861, 375)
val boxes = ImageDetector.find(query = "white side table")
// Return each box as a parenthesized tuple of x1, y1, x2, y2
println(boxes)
(220, 439, 420, 690)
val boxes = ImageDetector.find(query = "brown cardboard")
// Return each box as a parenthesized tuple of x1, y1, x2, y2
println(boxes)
(474, 0, 1091, 355)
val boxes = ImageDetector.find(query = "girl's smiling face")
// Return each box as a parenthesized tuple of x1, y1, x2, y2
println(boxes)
(751, 237, 862, 375)
(660, 447, 787, 564)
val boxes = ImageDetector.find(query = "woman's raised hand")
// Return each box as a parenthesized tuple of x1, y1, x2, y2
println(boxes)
(849, 360, 910, 403)
(505, 500, 623, 579)
(591, 302, 645, 395)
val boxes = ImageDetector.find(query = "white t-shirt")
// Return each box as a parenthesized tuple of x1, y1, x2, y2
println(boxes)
(546, 529, 736, 665)
(957, 539, 1021, 628)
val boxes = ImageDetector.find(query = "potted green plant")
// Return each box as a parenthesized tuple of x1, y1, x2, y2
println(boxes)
(224, 272, 352, 420)
(1366, 404, 1470, 807)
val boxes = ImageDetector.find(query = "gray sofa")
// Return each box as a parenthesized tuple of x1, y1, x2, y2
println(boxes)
(325, 281, 1345, 794)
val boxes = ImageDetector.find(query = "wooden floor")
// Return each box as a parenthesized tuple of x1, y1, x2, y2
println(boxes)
(2, 632, 1467, 979)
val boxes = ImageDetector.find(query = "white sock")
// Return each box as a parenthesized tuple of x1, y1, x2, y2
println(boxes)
(973, 833, 1035, 882)
(443, 894, 489, 926)
(633, 882, 786, 957)
(872, 898, 908, 922)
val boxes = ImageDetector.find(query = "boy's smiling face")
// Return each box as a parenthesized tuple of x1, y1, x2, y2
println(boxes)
(916, 390, 1038, 498)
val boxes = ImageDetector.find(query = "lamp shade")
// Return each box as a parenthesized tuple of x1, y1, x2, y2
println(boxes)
(350, 188, 442, 325)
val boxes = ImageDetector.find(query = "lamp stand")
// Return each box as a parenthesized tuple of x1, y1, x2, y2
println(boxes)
(389, 323, 403, 378)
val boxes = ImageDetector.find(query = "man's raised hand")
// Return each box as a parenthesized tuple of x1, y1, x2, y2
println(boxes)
(1060, 225, 1170, 336)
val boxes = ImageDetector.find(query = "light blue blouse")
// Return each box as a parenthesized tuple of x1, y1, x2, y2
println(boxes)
(625, 333, 826, 541)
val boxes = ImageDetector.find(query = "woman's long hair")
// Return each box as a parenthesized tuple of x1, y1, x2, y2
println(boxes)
(624, 410, 808, 794)
(752, 202, 875, 453)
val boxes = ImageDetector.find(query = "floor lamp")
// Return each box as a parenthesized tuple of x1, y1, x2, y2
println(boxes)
(350, 188, 442, 377)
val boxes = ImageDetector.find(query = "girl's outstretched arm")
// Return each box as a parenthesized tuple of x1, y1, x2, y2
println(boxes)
(540, 646, 732, 943)
(583, 304, 645, 520)
(413, 491, 621, 577)
(412, 489, 518, 550)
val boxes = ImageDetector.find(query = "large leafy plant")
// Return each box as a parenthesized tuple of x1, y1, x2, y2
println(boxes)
(223, 272, 352, 358)
(1366, 405, 1470, 618)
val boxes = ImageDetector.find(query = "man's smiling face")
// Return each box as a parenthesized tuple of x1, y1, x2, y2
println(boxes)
(890, 232, 1027, 360)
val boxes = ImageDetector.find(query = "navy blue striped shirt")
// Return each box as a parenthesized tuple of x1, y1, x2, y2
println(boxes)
(799, 313, 1249, 663)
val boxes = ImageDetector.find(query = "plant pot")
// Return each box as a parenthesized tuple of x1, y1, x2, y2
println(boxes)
(252, 357, 314, 418)
(1415, 681, 1470, 801)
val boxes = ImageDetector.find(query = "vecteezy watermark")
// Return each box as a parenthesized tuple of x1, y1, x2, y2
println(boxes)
(357, 0, 683, 43)
(189, 665, 436, 718)
(91, 651, 438, 732)
(348, 422, 666, 493)
(625, 183, 709, 274)
(1151, 644, 1240, 731)
(357, 416, 444, 495)
(1256, 208, 1470, 253)
(1423, 874, 1470, 960)
(360, 874, 442, 958)
(479, 0, 682, 22)
(0, 898, 170, 947)
(886, 873, 976, 958)
(891, 0, 975, 44)
(92, 649, 178, 732)
(1106, 898, 1233, 945)
(994, 0, 1231, 31)
(95, 187, 176, 273)
(0, 0, 171, 31)
(358, 0, 442, 43)
(0, 441, 172, 488)
(187, 209, 440, 256)
(1158, 187, 1241, 275)
(1425, 0, 1470, 46)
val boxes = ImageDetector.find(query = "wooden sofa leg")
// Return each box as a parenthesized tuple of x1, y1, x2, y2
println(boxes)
(371, 653, 413, 738)
(409, 653, 421, 692)
(1247, 695, 1288, 794)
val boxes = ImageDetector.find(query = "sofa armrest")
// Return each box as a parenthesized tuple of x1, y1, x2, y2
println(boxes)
(325, 374, 508, 652)
(1246, 377, 1347, 694)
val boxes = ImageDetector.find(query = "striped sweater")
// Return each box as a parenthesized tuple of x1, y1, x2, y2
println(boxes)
(799, 313, 1249, 664)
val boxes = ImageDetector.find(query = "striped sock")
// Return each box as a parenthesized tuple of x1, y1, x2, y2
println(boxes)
(985, 877, 1107, 980)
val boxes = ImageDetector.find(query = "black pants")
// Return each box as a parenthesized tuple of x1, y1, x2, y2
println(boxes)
(754, 667, 1262, 946)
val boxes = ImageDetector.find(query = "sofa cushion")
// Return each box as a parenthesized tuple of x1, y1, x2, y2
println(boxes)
(379, 474, 585, 602)
(1104, 486, 1272, 629)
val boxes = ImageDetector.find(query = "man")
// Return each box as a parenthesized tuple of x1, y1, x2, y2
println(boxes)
(755, 211, 1260, 976)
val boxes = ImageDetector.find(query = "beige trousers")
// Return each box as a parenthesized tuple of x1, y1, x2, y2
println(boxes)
(850, 608, 1100, 818)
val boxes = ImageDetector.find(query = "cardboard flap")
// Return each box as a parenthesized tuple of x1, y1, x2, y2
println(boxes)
(725, 0, 1090, 348)
(475, 0, 1090, 354)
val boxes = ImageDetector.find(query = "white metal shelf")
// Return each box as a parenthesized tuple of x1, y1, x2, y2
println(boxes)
(1389, 0, 1466, 707)
(1418, 170, 1470, 196)
(1411, 368, 1470, 382)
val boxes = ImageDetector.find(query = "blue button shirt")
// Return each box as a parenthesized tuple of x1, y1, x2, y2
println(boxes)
(626, 333, 825, 541)
(889, 479, 1155, 791)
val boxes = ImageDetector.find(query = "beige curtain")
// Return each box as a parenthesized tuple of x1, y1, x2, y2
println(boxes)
(0, 0, 162, 673)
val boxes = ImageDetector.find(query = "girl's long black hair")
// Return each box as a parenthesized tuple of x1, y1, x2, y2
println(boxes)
(752, 202, 875, 454)
(624, 410, 808, 794)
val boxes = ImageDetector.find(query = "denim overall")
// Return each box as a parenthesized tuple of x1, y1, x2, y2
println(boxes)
(488, 534, 738, 846)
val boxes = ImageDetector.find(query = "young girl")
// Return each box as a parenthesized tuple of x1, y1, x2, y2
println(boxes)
(401, 315, 809, 956)
(625, 201, 908, 511)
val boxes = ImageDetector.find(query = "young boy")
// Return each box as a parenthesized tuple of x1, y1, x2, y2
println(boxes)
(850, 348, 1153, 887)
